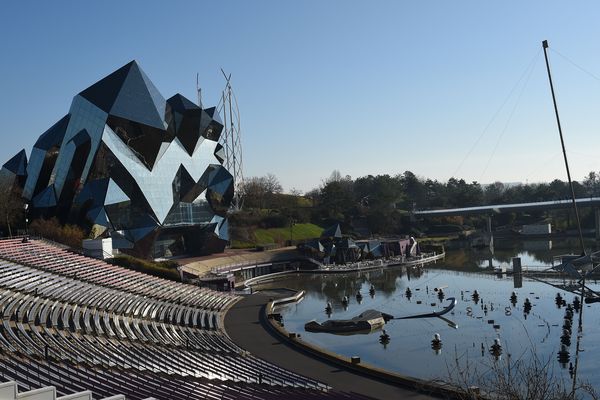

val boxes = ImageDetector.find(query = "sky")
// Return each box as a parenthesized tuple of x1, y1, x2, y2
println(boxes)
(2, 1, 600, 192)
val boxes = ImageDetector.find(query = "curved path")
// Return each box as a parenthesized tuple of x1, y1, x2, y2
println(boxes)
(225, 293, 445, 400)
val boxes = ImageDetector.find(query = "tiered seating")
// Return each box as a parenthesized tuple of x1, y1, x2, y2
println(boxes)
(0, 239, 368, 400)
(0, 354, 369, 399)
(0, 379, 138, 399)
(0, 239, 235, 313)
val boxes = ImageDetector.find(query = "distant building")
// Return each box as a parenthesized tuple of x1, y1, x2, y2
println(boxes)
(1, 61, 233, 258)
(521, 224, 552, 235)
(297, 223, 416, 264)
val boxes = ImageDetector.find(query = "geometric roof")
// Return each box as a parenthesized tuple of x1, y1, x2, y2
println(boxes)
(2, 149, 28, 176)
(321, 223, 342, 239)
(79, 61, 166, 130)
(34, 114, 70, 150)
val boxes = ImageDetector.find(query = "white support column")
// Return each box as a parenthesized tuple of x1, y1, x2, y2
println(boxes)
(487, 215, 494, 250)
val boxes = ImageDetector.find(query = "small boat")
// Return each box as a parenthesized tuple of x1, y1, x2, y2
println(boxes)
(305, 309, 393, 334)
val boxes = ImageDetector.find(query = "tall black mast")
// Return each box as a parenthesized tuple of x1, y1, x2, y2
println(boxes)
(543, 40, 589, 399)
(542, 40, 586, 255)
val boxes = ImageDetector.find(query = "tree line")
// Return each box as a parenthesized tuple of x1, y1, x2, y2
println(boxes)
(239, 170, 600, 235)
(3, 169, 600, 239)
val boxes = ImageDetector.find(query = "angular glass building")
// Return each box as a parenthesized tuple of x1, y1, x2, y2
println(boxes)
(3, 61, 233, 258)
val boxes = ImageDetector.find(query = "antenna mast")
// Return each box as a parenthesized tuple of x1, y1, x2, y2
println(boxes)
(196, 73, 202, 107)
(218, 69, 244, 211)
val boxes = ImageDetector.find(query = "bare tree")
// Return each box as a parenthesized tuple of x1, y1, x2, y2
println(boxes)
(243, 173, 283, 209)
(264, 173, 283, 194)
(328, 169, 343, 183)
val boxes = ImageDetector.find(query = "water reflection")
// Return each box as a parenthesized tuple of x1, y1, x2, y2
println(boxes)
(447, 238, 598, 271)
(257, 240, 600, 393)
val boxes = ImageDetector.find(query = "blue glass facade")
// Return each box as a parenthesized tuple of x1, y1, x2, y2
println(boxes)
(4, 61, 233, 258)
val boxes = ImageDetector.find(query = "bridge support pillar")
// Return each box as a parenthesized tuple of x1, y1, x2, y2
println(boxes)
(486, 215, 494, 250)
(595, 208, 600, 240)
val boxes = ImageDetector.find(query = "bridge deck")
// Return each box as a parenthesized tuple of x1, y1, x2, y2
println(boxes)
(414, 197, 600, 217)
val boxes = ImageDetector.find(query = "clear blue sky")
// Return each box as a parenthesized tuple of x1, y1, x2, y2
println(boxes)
(2, 1, 600, 192)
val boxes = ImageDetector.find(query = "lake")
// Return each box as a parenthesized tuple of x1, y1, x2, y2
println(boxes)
(255, 239, 600, 395)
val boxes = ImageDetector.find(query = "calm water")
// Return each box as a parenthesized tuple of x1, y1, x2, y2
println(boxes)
(256, 239, 600, 392)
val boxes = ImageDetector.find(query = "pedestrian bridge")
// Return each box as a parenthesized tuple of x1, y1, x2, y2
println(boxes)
(414, 197, 600, 239)
(413, 197, 600, 217)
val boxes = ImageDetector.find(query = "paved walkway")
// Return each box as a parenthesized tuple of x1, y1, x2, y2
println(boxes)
(181, 247, 301, 277)
(224, 293, 443, 400)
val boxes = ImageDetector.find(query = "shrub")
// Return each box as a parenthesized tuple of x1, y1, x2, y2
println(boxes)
(446, 347, 599, 400)
(228, 210, 263, 227)
(29, 217, 86, 249)
(260, 213, 288, 229)
(427, 224, 464, 234)
(107, 255, 181, 281)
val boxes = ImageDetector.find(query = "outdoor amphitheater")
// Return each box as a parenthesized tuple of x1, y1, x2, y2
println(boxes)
(0, 237, 391, 399)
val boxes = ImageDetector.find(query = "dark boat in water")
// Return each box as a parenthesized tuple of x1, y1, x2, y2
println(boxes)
(305, 309, 393, 334)
(395, 297, 457, 319)
(304, 297, 457, 334)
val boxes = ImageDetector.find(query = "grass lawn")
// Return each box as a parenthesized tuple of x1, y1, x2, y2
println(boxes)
(230, 223, 324, 248)
(419, 235, 454, 244)
(254, 223, 323, 244)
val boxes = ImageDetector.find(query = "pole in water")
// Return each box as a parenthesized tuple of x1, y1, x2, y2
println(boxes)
(431, 333, 442, 354)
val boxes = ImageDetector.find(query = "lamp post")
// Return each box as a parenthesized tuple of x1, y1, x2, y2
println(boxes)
(23, 204, 29, 243)
(289, 217, 296, 246)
